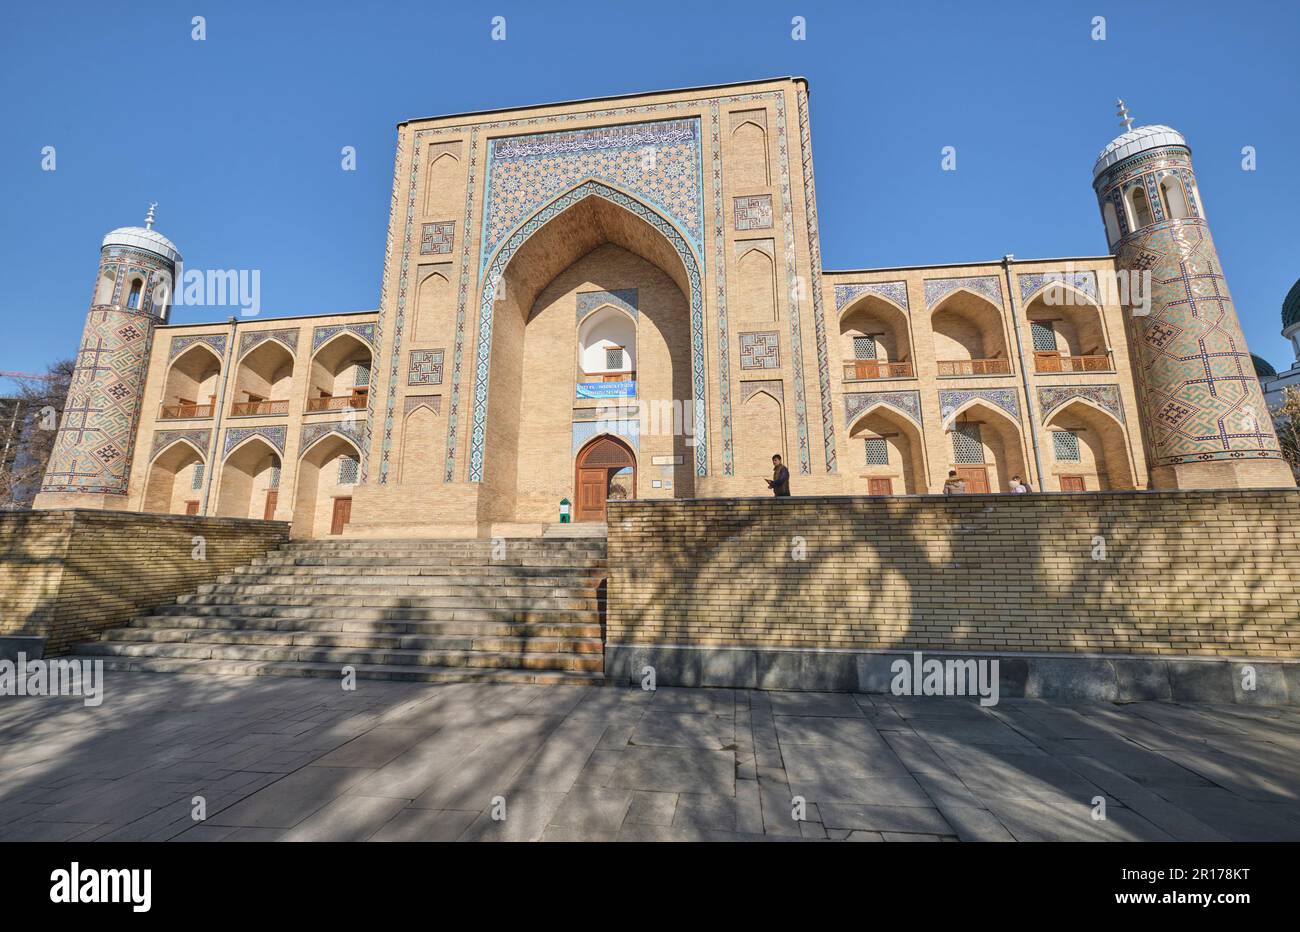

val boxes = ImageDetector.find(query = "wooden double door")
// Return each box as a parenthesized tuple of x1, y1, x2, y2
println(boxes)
(955, 466, 990, 494)
(574, 436, 636, 523)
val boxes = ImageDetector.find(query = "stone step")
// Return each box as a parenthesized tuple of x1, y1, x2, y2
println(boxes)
(101, 626, 605, 654)
(63, 655, 607, 686)
(149, 604, 602, 625)
(279, 541, 608, 555)
(238, 561, 605, 578)
(76, 640, 604, 673)
(177, 590, 599, 611)
(195, 581, 600, 600)
(136, 613, 601, 637)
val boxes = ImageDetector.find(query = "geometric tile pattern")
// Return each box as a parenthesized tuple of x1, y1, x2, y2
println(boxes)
(1018, 270, 1099, 305)
(709, 102, 735, 475)
(300, 419, 364, 459)
(408, 349, 444, 386)
(796, 86, 836, 474)
(469, 179, 708, 481)
(168, 333, 227, 361)
(739, 331, 780, 370)
(1037, 384, 1125, 423)
(776, 93, 813, 474)
(951, 422, 985, 464)
(149, 428, 211, 461)
(420, 221, 455, 256)
(740, 380, 783, 403)
(844, 390, 922, 428)
(40, 307, 158, 495)
(834, 281, 909, 312)
(238, 328, 299, 359)
(482, 119, 704, 267)
(222, 425, 286, 459)
(403, 394, 442, 416)
(924, 275, 1003, 310)
(576, 289, 638, 321)
(733, 195, 772, 230)
(1052, 430, 1081, 462)
(939, 388, 1020, 428)
(311, 322, 376, 353)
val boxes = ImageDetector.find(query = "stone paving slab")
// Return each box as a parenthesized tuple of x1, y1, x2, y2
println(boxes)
(1, 671, 1298, 842)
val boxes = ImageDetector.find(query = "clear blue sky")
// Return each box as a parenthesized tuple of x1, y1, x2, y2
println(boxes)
(3, 0, 1298, 380)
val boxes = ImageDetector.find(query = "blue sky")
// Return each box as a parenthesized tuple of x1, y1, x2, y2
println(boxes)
(3, 0, 1298, 380)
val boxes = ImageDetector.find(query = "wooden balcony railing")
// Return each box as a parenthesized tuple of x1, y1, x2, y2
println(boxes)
(842, 360, 914, 381)
(306, 394, 368, 412)
(159, 403, 213, 420)
(230, 399, 289, 416)
(1034, 354, 1112, 373)
(936, 358, 1012, 377)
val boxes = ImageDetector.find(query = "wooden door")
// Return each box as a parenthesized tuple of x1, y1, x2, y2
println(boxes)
(576, 469, 607, 522)
(330, 496, 352, 534)
(1060, 475, 1086, 493)
(955, 466, 989, 494)
(184, 500, 199, 516)
(867, 477, 892, 496)
(263, 489, 278, 520)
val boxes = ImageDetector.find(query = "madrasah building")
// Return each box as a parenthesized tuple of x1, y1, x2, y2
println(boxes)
(33, 77, 1295, 538)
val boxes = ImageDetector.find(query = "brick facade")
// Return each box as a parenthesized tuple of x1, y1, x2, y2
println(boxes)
(0, 510, 289, 655)
(607, 491, 1300, 658)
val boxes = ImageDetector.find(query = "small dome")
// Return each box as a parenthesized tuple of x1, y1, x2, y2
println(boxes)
(1283, 278, 1300, 331)
(102, 225, 181, 264)
(1252, 353, 1278, 379)
(1093, 124, 1187, 179)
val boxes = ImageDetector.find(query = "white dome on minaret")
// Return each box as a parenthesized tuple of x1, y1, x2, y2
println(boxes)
(1092, 100, 1186, 178)
(101, 203, 181, 263)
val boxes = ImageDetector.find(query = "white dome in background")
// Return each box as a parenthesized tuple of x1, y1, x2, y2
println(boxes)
(1093, 123, 1187, 178)
(101, 204, 181, 264)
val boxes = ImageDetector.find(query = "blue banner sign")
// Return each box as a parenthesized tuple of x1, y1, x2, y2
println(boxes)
(577, 380, 636, 399)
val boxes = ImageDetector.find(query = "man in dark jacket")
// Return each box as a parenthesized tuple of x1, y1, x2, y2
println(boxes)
(766, 454, 791, 497)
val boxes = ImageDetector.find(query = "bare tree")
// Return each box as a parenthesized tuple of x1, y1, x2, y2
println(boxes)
(0, 358, 74, 509)
(1271, 385, 1300, 483)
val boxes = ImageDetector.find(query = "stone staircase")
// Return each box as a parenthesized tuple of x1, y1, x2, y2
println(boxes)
(68, 537, 608, 685)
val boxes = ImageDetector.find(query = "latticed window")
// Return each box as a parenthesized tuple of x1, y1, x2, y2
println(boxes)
(864, 438, 888, 465)
(353, 362, 371, 387)
(269, 464, 281, 489)
(337, 455, 359, 485)
(1052, 431, 1081, 462)
(853, 335, 877, 360)
(605, 346, 624, 370)
(191, 462, 204, 490)
(952, 422, 984, 464)
(1030, 320, 1057, 352)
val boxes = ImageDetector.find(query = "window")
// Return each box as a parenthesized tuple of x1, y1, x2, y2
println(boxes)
(605, 346, 624, 371)
(1102, 201, 1121, 245)
(127, 278, 143, 309)
(353, 362, 371, 387)
(853, 335, 878, 360)
(191, 462, 205, 490)
(1128, 186, 1153, 229)
(865, 437, 888, 465)
(1030, 321, 1057, 353)
(337, 455, 359, 485)
(1160, 175, 1190, 220)
(952, 422, 984, 464)
(269, 464, 281, 489)
(1052, 430, 1081, 462)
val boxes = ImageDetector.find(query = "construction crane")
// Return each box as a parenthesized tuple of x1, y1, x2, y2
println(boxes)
(0, 371, 56, 381)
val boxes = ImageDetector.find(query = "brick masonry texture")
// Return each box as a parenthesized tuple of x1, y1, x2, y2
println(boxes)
(606, 490, 1300, 658)
(0, 510, 289, 655)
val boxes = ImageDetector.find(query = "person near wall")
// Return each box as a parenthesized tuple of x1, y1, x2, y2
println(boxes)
(1009, 475, 1029, 494)
(942, 470, 966, 495)
(766, 454, 790, 497)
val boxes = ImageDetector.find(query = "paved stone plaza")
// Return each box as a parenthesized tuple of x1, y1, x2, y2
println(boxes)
(1, 672, 1297, 842)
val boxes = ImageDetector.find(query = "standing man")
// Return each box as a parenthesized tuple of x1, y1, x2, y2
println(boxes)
(766, 454, 790, 497)
(942, 470, 966, 495)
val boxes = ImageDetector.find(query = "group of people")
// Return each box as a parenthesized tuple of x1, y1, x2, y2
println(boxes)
(943, 470, 1030, 495)
(765, 454, 1031, 498)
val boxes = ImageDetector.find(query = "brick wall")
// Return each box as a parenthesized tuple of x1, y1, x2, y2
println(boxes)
(607, 490, 1300, 658)
(0, 510, 289, 655)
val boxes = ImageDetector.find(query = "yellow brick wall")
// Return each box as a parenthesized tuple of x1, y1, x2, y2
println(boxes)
(0, 510, 289, 655)
(607, 491, 1300, 658)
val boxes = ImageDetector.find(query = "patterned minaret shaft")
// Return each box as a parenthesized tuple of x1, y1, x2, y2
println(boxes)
(35, 206, 181, 508)
(1093, 104, 1292, 489)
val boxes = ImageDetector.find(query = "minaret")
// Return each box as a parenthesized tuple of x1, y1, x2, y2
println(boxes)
(34, 205, 182, 509)
(1093, 101, 1293, 488)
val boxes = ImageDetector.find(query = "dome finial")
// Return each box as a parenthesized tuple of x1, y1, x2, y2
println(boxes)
(144, 202, 158, 230)
(1116, 98, 1135, 132)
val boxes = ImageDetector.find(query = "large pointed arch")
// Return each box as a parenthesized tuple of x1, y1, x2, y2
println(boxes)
(467, 178, 707, 483)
